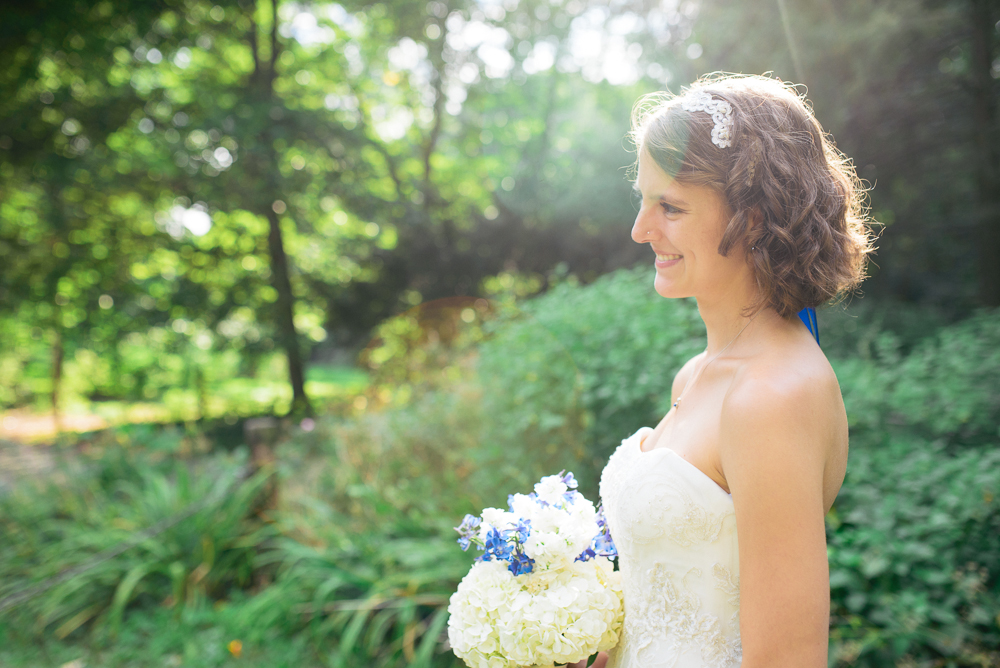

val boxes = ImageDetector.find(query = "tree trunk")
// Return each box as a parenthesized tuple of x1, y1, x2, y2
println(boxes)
(264, 205, 311, 416)
(248, 0, 312, 417)
(970, 0, 1000, 305)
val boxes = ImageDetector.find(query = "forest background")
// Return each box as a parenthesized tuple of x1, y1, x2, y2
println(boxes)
(0, 0, 998, 667)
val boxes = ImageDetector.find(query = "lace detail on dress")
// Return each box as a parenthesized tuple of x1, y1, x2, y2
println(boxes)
(625, 564, 740, 665)
(713, 564, 741, 617)
(601, 428, 742, 668)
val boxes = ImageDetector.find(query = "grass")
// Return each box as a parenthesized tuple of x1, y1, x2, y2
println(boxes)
(0, 603, 329, 668)
(0, 406, 472, 668)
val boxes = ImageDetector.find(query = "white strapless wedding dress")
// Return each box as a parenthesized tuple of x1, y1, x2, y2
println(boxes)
(599, 427, 742, 668)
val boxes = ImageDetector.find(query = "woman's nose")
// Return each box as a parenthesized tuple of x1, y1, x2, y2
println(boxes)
(631, 207, 654, 244)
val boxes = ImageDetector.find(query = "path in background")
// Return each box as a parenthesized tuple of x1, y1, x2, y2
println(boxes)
(0, 411, 108, 443)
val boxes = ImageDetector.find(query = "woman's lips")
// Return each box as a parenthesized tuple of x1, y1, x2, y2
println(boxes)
(655, 253, 682, 268)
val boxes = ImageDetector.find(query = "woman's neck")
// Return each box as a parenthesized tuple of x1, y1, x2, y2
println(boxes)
(696, 288, 776, 356)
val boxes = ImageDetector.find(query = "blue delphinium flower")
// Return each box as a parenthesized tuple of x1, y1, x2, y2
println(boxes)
(508, 550, 535, 575)
(591, 503, 618, 558)
(592, 532, 617, 558)
(455, 513, 483, 552)
(483, 527, 514, 562)
(559, 470, 579, 489)
(506, 519, 535, 575)
(563, 489, 584, 506)
(526, 491, 546, 507)
(513, 518, 531, 543)
(457, 471, 608, 573)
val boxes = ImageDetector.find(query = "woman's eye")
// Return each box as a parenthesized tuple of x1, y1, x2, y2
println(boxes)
(661, 202, 682, 215)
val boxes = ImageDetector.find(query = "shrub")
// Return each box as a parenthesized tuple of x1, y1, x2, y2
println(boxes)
(834, 309, 1000, 447)
(477, 266, 704, 486)
(828, 437, 1000, 666)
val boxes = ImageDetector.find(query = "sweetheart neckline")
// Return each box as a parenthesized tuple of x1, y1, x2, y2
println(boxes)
(634, 427, 733, 498)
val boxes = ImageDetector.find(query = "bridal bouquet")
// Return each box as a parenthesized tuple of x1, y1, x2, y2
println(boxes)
(447, 472, 623, 668)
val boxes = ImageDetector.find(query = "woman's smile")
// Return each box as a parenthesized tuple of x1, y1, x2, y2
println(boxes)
(654, 252, 683, 267)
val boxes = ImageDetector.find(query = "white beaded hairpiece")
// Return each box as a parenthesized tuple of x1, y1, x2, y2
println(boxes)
(680, 90, 734, 149)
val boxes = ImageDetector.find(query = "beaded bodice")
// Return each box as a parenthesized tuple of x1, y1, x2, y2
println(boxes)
(599, 427, 742, 668)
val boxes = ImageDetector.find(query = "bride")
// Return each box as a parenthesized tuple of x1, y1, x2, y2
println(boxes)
(572, 74, 873, 668)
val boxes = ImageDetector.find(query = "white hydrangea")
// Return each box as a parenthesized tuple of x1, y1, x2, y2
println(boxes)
(448, 558, 623, 668)
(534, 474, 569, 506)
(517, 491, 598, 571)
(507, 493, 536, 518)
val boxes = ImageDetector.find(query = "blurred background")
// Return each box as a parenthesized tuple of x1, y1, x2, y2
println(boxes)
(0, 0, 998, 667)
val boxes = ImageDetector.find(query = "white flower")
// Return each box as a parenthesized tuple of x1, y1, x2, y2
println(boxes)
(507, 493, 536, 518)
(534, 475, 568, 506)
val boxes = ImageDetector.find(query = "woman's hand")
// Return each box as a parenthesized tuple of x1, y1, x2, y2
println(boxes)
(567, 651, 608, 668)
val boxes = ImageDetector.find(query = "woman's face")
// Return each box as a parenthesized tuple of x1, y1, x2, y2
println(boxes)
(631, 149, 750, 302)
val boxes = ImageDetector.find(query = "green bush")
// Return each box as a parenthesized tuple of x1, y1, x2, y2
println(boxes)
(828, 437, 1000, 666)
(834, 309, 1000, 446)
(0, 603, 326, 668)
(477, 267, 704, 486)
(235, 501, 464, 668)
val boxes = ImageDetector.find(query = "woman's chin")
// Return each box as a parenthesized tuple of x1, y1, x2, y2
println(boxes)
(653, 275, 688, 300)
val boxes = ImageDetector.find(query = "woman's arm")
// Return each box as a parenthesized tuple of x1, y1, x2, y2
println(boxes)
(719, 371, 836, 668)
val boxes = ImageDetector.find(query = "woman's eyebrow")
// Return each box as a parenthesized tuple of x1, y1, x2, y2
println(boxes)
(661, 194, 691, 208)
(632, 182, 691, 208)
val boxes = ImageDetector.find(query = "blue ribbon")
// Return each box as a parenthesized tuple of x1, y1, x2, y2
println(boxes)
(797, 307, 819, 345)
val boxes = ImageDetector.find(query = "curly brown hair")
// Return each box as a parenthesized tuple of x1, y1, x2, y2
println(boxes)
(630, 73, 875, 317)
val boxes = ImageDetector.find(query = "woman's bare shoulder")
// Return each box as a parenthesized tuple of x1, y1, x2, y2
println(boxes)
(726, 341, 843, 427)
(719, 340, 848, 506)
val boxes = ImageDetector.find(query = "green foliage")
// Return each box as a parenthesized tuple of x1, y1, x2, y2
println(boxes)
(360, 297, 491, 407)
(234, 504, 464, 668)
(3, 272, 1000, 667)
(0, 436, 272, 640)
(4, 0, 996, 417)
(478, 267, 705, 485)
(833, 310, 1000, 446)
(0, 321, 366, 421)
(827, 438, 1000, 666)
